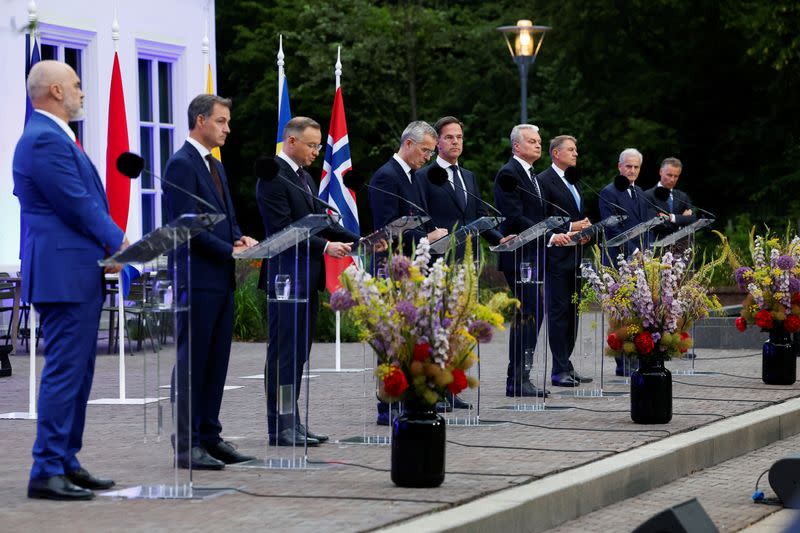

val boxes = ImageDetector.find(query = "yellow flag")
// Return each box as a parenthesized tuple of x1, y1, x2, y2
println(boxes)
(206, 64, 222, 161)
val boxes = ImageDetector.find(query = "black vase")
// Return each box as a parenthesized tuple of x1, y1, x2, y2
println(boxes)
(630, 358, 672, 424)
(763, 329, 797, 385)
(391, 400, 446, 488)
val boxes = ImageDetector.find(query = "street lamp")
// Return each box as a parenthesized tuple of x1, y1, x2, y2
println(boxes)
(497, 19, 551, 124)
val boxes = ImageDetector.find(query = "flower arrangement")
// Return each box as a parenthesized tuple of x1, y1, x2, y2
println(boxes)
(716, 229, 800, 334)
(580, 248, 721, 361)
(330, 238, 516, 406)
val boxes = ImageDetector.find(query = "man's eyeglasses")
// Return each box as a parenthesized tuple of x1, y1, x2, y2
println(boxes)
(293, 137, 323, 151)
(414, 141, 435, 157)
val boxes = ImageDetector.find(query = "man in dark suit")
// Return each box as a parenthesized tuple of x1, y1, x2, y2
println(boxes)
(493, 124, 572, 397)
(164, 94, 257, 470)
(537, 135, 594, 387)
(599, 148, 652, 265)
(644, 157, 696, 239)
(417, 116, 508, 261)
(368, 121, 447, 425)
(14, 61, 126, 500)
(416, 116, 510, 408)
(257, 117, 361, 446)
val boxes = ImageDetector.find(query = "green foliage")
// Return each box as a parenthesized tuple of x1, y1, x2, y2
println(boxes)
(314, 291, 364, 342)
(216, 0, 800, 244)
(233, 268, 267, 342)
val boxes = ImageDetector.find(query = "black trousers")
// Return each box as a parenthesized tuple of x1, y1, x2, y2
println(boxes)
(545, 266, 580, 376)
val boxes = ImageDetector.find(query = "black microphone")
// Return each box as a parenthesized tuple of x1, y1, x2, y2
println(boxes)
(426, 165, 502, 218)
(572, 172, 630, 218)
(652, 186, 715, 220)
(254, 155, 342, 218)
(116, 151, 218, 214)
(496, 171, 571, 219)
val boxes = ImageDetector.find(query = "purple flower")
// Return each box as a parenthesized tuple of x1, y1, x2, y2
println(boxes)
(608, 282, 620, 295)
(651, 332, 661, 344)
(734, 267, 752, 290)
(777, 255, 796, 271)
(442, 317, 453, 328)
(391, 255, 411, 280)
(468, 320, 493, 343)
(393, 300, 417, 326)
(329, 288, 355, 311)
(790, 277, 800, 293)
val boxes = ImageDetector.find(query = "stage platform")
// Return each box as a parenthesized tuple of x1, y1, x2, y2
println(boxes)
(1, 330, 798, 532)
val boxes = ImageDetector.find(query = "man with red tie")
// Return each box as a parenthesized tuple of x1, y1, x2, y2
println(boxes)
(13, 60, 127, 500)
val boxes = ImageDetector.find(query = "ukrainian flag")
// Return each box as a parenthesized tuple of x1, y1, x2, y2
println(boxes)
(275, 76, 292, 154)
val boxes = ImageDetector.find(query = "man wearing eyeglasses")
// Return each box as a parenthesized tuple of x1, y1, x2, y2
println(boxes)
(257, 116, 360, 446)
(368, 120, 448, 425)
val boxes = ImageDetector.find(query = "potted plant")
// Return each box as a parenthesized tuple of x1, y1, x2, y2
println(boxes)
(719, 229, 799, 385)
(330, 238, 514, 487)
(580, 248, 721, 423)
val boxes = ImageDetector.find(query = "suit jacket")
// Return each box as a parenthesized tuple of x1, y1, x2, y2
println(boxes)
(416, 162, 503, 257)
(492, 158, 548, 273)
(599, 181, 651, 261)
(368, 157, 429, 252)
(257, 157, 360, 293)
(12, 112, 124, 303)
(643, 185, 696, 237)
(537, 166, 586, 273)
(163, 141, 243, 291)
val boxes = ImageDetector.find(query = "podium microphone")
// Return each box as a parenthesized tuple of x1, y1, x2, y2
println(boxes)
(254, 155, 342, 218)
(116, 151, 218, 214)
(426, 166, 502, 217)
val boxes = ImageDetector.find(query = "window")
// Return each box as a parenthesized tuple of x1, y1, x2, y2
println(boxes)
(39, 42, 84, 144)
(137, 58, 175, 234)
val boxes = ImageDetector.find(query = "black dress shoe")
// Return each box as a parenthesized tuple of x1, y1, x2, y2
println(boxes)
(551, 372, 580, 387)
(449, 393, 473, 410)
(435, 399, 453, 413)
(0, 345, 11, 378)
(66, 467, 115, 490)
(28, 475, 94, 500)
(296, 424, 329, 443)
(269, 427, 319, 447)
(177, 446, 225, 470)
(569, 371, 594, 384)
(205, 441, 256, 464)
(506, 380, 550, 397)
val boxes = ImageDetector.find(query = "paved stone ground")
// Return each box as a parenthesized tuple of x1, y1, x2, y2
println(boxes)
(1, 323, 798, 532)
(547, 430, 800, 532)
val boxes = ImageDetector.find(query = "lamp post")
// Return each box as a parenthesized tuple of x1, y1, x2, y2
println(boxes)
(497, 20, 551, 124)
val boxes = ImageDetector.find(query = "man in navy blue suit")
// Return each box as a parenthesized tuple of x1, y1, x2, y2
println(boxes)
(368, 121, 447, 425)
(537, 135, 594, 388)
(163, 94, 257, 469)
(494, 124, 572, 397)
(257, 117, 362, 446)
(13, 61, 126, 500)
(599, 148, 653, 265)
(417, 116, 511, 409)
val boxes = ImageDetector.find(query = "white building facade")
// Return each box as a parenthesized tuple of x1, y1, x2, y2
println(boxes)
(0, 0, 218, 271)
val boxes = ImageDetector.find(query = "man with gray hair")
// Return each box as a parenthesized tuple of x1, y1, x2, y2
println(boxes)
(163, 93, 258, 469)
(368, 120, 447, 424)
(494, 124, 572, 397)
(598, 148, 652, 265)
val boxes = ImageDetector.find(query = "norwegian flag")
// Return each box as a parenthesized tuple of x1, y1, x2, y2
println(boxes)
(319, 86, 359, 292)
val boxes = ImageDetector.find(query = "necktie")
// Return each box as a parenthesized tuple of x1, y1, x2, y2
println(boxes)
(667, 192, 674, 213)
(528, 168, 543, 206)
(567, 181, 581, 211)
(298, 168, 313, 195)
(629, 186, 636, 199)
(75, 138, 84, 152)
(450, 165, 467, 210)
(408, 168, 415, 184)
(205, 154, 225, 202)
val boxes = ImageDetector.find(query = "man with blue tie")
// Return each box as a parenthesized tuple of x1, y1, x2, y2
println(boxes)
(598, 148, 652, 265)
(368, 121, 447, 425)
(537, 135, 593, 387)
(14, 61, 126, 500)
(644, 157, 696, 240)
(163, 94, 258, 469)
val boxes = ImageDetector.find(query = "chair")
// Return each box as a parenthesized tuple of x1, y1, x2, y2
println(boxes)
(0, 273, 17, 347)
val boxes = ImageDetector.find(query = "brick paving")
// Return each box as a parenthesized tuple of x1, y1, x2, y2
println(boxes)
(0, 325, 798, 532)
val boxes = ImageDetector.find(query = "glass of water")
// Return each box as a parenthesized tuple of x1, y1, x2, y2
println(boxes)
(275, 274, 291, 300)
(520, 262, 532, 283)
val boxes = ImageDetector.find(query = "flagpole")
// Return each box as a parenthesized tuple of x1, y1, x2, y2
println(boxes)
(334, 46, 342, 371)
